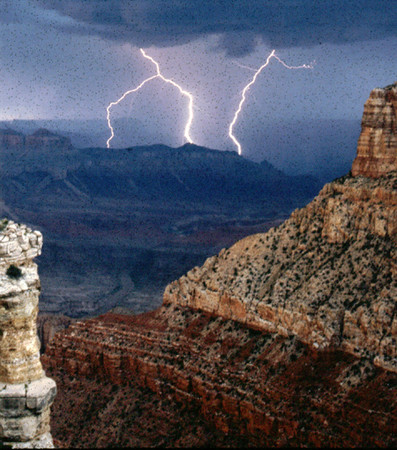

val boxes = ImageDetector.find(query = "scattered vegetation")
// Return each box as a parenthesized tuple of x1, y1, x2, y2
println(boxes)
(0, 218, 8, 232)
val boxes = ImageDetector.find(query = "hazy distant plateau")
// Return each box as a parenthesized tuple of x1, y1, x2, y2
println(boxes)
(1, 118, 359, 183)
(1, 130, 327, 317)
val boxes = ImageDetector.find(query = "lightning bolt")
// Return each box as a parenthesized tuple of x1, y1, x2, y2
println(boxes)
(231, 61, 257, 72)
(140, 49, 194, 145)
(228, 50, 314, 155)
(106, 74, 158, 149)
(106, 48, 195, 149)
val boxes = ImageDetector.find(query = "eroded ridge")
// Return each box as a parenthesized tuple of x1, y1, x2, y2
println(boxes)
(164, 174, 397, 372)
(163, 82, 397, 370)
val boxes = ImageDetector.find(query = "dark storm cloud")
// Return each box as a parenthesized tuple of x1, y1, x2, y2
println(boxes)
(34, 0, 397, 55)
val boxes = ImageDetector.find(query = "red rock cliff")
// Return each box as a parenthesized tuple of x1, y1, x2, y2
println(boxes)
(164, 174, 397, 372)
(43, 305, 396, 448)
(163, 84, 397, 372)
(352, 82, 397, 177)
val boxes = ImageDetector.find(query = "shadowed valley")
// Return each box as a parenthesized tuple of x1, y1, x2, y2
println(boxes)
(0, 133, 320, 317)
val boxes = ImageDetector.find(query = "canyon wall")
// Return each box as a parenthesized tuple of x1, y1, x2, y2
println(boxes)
(0, 220, 56, 448)
(25, 129, 72, 152)
(43, 305, 396, 447)
(164, 174, 397, 371)
(0, 130, 25, 149)
(164, 83, 397, 372)
(352, 82, 397, 177)
(0, 128, 72, 153)
(42, 82, 397, 447)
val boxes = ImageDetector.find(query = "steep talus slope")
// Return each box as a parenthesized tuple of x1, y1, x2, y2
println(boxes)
(43, 305, 396, 447)
(164, 173, 397, 371)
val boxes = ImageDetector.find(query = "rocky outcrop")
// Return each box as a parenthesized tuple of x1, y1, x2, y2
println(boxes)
(25, 129, 72, 152)
(0, 135, 320, 319)
(43, 305, 396, 447)
(37, 314, 74, 353)
(164, 173, 397, 372)
(0, 219, 56, 448)
(352, 82, 397, 177)
(41, 83, 397, 447)
(164, 83, 397, 371)
(0, 128, 72, 154)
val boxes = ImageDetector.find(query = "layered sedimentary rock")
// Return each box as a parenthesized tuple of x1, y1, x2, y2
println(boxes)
(0, 128, 72, 153)
(352, 82, 397, 177)
(164, 84, 397, 371)
(42, 83, 397, 447)
(0, 219, 56, 448)
(37, 315, 74, 353)
(164, 173, 397, 371)
(43, 306, 396, 447)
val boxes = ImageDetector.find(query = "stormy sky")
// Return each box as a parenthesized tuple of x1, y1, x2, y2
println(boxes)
(1, 0, 396, 170)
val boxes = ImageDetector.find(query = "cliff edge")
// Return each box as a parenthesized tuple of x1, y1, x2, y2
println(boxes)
(164, 83, 397, 372)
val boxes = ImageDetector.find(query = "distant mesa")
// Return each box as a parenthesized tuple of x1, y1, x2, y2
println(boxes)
(30, 128, 63, 139)
(0, 127, 72, 152)
(0, 128, 24, 135)
(0, 128, 25, 148)
(11, 82, 397, 447)
(31, 128, 61, 137)
(41, 84, 397, 447)
(25, 128, 73, 151)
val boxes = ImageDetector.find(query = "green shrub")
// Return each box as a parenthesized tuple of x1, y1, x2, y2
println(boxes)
(0, 218, 8, 232)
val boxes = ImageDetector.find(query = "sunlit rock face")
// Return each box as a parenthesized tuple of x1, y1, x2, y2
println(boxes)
(0, 220, 56, 448)
(40, 83, 396, 447)
(352, 82, 397, 178)
(164, 83, 397, 371)
(164, 173, 397, 372)
(43, 304, 396, 447)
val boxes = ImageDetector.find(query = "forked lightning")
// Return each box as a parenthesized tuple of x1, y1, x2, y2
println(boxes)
(106, 49, 194, 148)
(229, 50, 314, 155)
